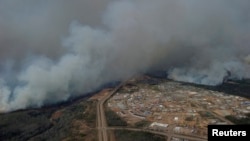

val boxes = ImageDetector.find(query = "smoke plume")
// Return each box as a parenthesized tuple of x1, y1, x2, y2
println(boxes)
(0, 0, 250, 112)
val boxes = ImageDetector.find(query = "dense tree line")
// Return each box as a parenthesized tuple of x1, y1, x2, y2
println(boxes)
(115, 130, 165, 141)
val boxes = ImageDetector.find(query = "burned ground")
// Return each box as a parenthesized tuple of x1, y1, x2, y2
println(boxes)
(0, 99, 97, 141)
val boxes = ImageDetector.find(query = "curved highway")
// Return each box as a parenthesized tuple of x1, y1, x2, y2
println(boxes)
(97, 83, 124, 141)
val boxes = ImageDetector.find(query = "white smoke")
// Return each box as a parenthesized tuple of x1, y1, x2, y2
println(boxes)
(245, 55, 250, 64)
(0, 0, 250, 112)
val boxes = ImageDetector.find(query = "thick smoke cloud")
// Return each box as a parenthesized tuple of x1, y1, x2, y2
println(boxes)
(0, 0, 110, 62)
(0, 0, 250, 112)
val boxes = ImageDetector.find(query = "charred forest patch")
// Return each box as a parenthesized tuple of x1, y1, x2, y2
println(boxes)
(114, 130, 166, 141)
(104, 104, 127, 127)
(0, 99, 97, 141)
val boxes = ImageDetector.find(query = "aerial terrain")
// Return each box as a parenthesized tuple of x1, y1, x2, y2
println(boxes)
(0, 0, 250, 141)
(1, 75, 250, 141)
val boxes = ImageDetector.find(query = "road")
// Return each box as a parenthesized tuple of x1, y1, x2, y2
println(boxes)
(97, 94, 107, 141)
(97, 83, 124, 141)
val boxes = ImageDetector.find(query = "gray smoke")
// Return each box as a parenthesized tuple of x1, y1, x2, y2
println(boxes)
(0, 0, 250, 112)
